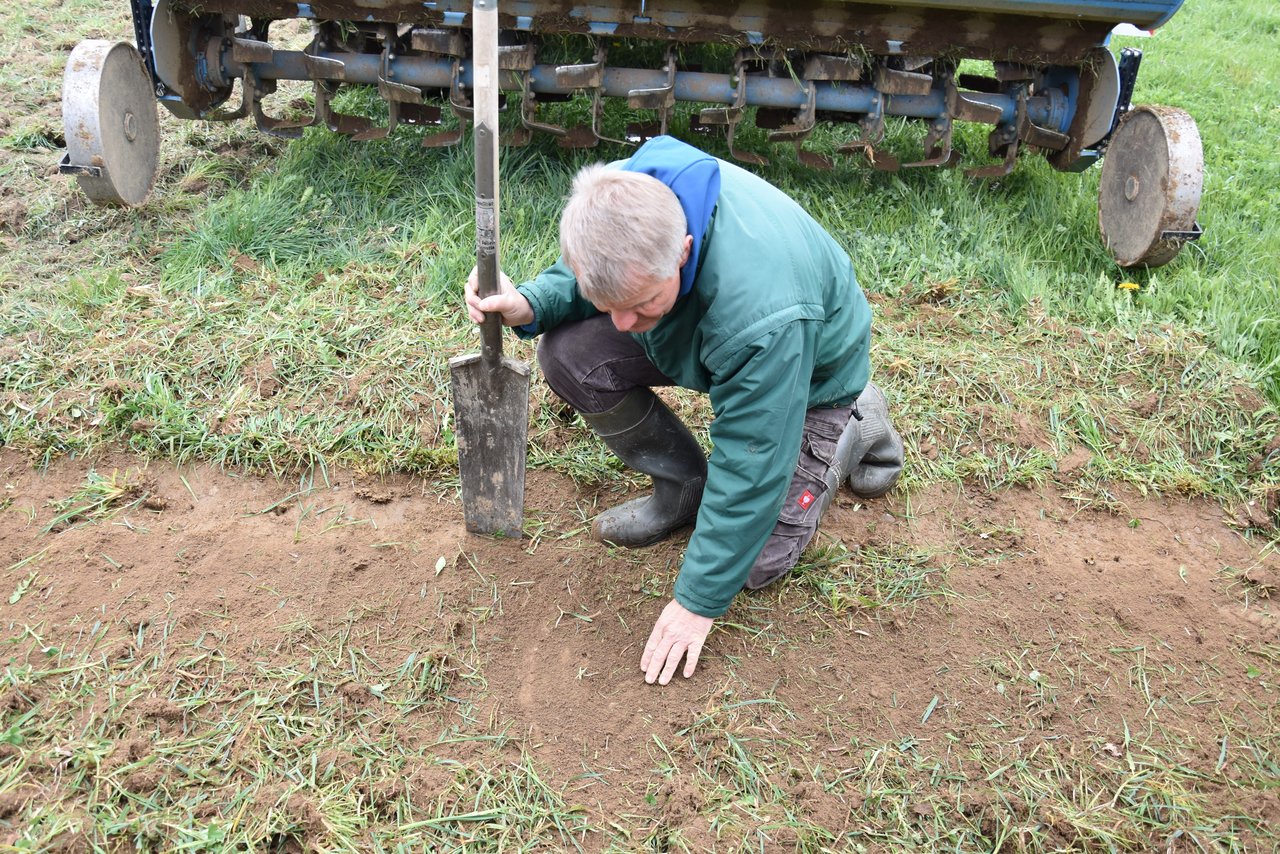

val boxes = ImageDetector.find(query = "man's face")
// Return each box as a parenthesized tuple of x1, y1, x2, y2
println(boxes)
(590, 234, 693, 334)
(595, 272, 681, 334)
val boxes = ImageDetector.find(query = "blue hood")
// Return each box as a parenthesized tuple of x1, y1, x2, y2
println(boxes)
(622, 136, 722, 296)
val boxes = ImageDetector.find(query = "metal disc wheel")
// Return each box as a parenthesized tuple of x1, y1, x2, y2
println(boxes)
(150, 0, 234, 118)
(62, 40, 160, 206)
(1078, 47, 1120, 150)
(1098, 105, 1203, 267)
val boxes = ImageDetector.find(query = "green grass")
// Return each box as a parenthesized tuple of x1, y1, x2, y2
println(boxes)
(4, 611, 1275, 850)
(2, 3, 1277, 482)
(796, 541, 954, 614)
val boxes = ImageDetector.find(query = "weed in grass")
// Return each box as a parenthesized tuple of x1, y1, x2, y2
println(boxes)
(42, 468, 152, 533)
(1215, 562, 1280, 613)
(797, 541, 953, 615)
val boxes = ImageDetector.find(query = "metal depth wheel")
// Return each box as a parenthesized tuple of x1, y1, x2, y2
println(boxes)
(61, 40, 160, 206)
(1098, 104, 1203, 267)
(150, 0, 236, 118)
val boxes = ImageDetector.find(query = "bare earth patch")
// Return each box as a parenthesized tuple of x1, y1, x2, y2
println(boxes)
(1, 447, 1276, 848)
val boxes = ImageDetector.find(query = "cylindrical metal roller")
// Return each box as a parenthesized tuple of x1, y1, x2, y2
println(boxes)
(214, 49, 1067, 130)
(1098, 105, 1203, 267)
(62, 40, 161, 207)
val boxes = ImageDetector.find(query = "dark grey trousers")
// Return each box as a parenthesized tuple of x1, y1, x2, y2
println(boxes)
(538, 315, 852, 588)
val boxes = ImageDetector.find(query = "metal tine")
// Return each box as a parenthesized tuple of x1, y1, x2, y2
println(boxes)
(497, 40, 567, 139)
(200, 22, 256, 122)
(245, 72, 314, 139)
(411, 26, 465, 56)
(313, 80, 376, 135)
(398, 26, 463, 140)
(836, 89, 898, 171)
(765, 73, 832, 170)
(552, 41, 625, 148)
(804, 53, 862, 82)
(303, 46, 377, 136)
(558, 125, 600, 148)
(589, 65, 628, 147)
(793, 143, 834, 170)
(948, 76, 1003, 124)
(230, 37, 274, 65)
(699, 50, 766, 165)
(863, 146, 901, 171)
(874, 64, 933, 97)
(503, 94, 535, 148)
(627, 46, 677, 138)
(302, 49, 344, 80)
(994, 61, 1035, 83)
(902, 115, 954, 168)
(853, 141, 900, 169)
(397, 103, 443, 127)
(421, 57, 470, 148)
(352, 24, 426, 141)
(624, 121, 663, 143)
(232, 33, 315, 138)
(519, 84, 568, 137)
(1017, 108, 1070, 150)
(202, 79, 249, 123)
(973, 77, 1072, 170)
(903, 67, 956, 168)
(552, 44, 602, 148)
(967, 125, 1018, 178)
(966, 87, 1025, 178)
(350, 103, 399, 141)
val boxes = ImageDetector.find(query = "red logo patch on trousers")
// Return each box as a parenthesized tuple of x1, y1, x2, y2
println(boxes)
(798, 490, 815, 510)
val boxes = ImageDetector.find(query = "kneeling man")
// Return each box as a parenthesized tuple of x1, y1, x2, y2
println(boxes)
(465, 136, 903, 686)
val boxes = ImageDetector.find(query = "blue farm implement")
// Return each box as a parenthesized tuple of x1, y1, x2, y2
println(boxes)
(60, 0, 1203, 266)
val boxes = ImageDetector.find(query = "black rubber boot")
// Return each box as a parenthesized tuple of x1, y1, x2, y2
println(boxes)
(581, 389, 707, 548)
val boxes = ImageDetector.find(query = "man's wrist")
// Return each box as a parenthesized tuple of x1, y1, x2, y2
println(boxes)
(671, 584, 726, 620)
(513, 286, 539, 332)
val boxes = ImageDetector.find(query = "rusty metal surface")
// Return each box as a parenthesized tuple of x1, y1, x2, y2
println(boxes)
(1097, 105, 1203, 267)
(182, 0, 1113, 65)
(62, 40, 161, 206)
(449, 353, 531, 537)
(1048, 45, 1112, 170)
(152, 0, 1161, 176)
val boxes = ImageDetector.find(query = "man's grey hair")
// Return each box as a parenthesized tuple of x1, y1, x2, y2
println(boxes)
(559, 164, 687, 305)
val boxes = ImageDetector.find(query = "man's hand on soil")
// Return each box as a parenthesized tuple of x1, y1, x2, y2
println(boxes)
(642, 599, 714, 685)
(465, 266, 534, 327)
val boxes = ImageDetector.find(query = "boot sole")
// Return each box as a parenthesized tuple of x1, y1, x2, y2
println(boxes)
(592, 517, 697, 549)
(849, 484, 895, 500)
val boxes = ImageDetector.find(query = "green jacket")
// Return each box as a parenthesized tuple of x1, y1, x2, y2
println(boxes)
(516, 158, 871, 617)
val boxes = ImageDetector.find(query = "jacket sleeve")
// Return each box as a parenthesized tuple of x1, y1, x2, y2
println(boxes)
(672, 320, 817, 617)
(512, 257, 600, 339)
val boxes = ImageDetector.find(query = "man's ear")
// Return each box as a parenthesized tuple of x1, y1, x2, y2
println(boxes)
(679, 234, 694, 267)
